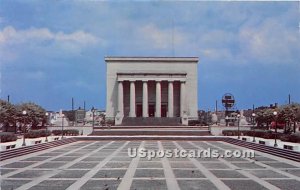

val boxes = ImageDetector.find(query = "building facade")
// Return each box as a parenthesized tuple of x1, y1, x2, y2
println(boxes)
(105, 57, 199, 125)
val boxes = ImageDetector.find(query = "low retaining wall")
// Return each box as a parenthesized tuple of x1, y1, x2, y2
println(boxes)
(47, 126, 93, 136)
(0, 136, 63, 151)
(233, 136, 300, 152)
(210, 125, 251, 136)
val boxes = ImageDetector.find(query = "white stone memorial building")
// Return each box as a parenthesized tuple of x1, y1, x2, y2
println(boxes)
(105, 57, 199, 125)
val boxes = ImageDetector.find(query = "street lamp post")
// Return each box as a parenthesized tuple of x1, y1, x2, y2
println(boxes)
(61, 114, 64, 139)
(91, 107, 95, 128)
(22, 110, 27, 146)
(252, 113, 256, 142)
(237, 114, 241, 139)
(45, 112, 49, 142)
(273, 111, 278, 147)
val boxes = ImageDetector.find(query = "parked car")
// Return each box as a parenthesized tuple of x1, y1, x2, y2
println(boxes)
(270, 121, 285, 129)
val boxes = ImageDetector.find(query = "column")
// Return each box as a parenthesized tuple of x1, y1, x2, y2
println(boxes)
(180, 81, 186, 117)
(142, 81, 149, 117)
(155, 81, 161, 117)
(168, 81, 174, 117)
(129, 81, 136, 117)
(118, 81, 124, 115)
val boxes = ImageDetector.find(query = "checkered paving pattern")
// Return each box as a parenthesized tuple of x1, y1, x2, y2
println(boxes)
(1, 141, 300, 190)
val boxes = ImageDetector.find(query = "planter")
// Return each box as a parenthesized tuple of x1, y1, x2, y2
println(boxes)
(259, 140, 266, 145)
(0, 144, 16, 151)
(28, 139, 43, 145)
(283, 144, 300, 151)
(50, 136, 60, 141)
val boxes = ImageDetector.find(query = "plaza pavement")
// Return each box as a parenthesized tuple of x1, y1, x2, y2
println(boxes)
(1, 140, 300, 190)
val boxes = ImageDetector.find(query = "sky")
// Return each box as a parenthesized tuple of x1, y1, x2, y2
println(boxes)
(0, 1, 300, 112)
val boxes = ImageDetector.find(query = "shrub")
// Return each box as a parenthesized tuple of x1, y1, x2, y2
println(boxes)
(64, 129, 79, 136)
(105, 119, 115, 126)
(280, 133, 300, 143)
(0, 132, 17, 142)
(52, 130, 62, 136)
(280, 135, 290, 142)
(39, 130, 51, 137)
(252, 130, 269, 138)
(222, 130, 234, 136)
(51, 129, 79, 136)
(222, 130, 249, 136)
(222, 129, 287, 141)
(24, 130, 51, 138)
(188, 120, 201, 126)
(262, 131, 275, 139)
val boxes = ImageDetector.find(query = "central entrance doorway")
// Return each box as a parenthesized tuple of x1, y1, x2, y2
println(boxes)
(161, 104, 167, 117)
(136, 104, 142, 117)
(149, 104, 155, 117)
(136, 104, 168, 117)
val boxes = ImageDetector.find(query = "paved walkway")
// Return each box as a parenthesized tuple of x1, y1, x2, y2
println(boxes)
(1, 141, 300, 190)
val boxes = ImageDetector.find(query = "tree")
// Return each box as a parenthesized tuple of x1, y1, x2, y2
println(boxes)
(99, 112, 106, 126)
(0, 99, 18, 132)
(279, 103, 300, 133)
(255, 108, 276, 129)
(16, 102, 46, 130)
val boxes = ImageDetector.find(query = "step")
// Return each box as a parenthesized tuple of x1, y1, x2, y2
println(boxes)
(225, 139, 300, 155)
(93, 128, 209, 131)
(75, 136, 226, 141)
(227, 141, 300, 159)
(121, 117, 181, 126)
(94, 126, 209, 130)
(90, 130, 210, 136)
(2, 141, 73, 157)
(226, 141, 300, 159)
(224, 138, 300, 162)
(0, 138, 77, 161)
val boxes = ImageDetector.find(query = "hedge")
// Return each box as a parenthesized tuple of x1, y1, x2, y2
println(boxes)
(105, 119, 115, 126)
(222, 130, 300, 143)
(0, 132, 17, 142)
(188, 120, 201, 126)
(280, 133, 300, 143)
(24, 130, 51, 139)
(52, 129, 79, 136)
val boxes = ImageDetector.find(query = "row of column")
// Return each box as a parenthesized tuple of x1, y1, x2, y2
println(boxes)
(118, 81, 186, 118)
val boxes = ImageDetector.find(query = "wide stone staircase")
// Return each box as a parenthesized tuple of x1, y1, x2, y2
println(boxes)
(90, 124, 211, 139)
(121, 117, 181, 126)
(223, 138, 300, 162)
(0, 138, 77, 161)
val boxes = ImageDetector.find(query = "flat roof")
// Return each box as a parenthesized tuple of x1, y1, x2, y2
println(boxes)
(117, 72, 187, 75)
(105, 56, 199, 63)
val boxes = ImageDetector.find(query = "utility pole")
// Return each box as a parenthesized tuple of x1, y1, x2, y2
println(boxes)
(288, 94, 291, 104)
(71, 97, 75, 126)
(7, 95, 10, 103)
(84, 101, 86, 111)
(171, 18, 174, 56)
(72, 97, 74, 111)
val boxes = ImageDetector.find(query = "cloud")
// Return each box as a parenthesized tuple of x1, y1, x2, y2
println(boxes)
(0, 26, 103, 64)
(238, 18, 299, 64)
(200, 48, 233, 61)
(137, 23, 186, 49)
(190, 29, 237, 62)
(0, 17, 4, 24)
(24, 71, 45, 80)
(184, 5, 299, 66)
(0, 26, 100, 45)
